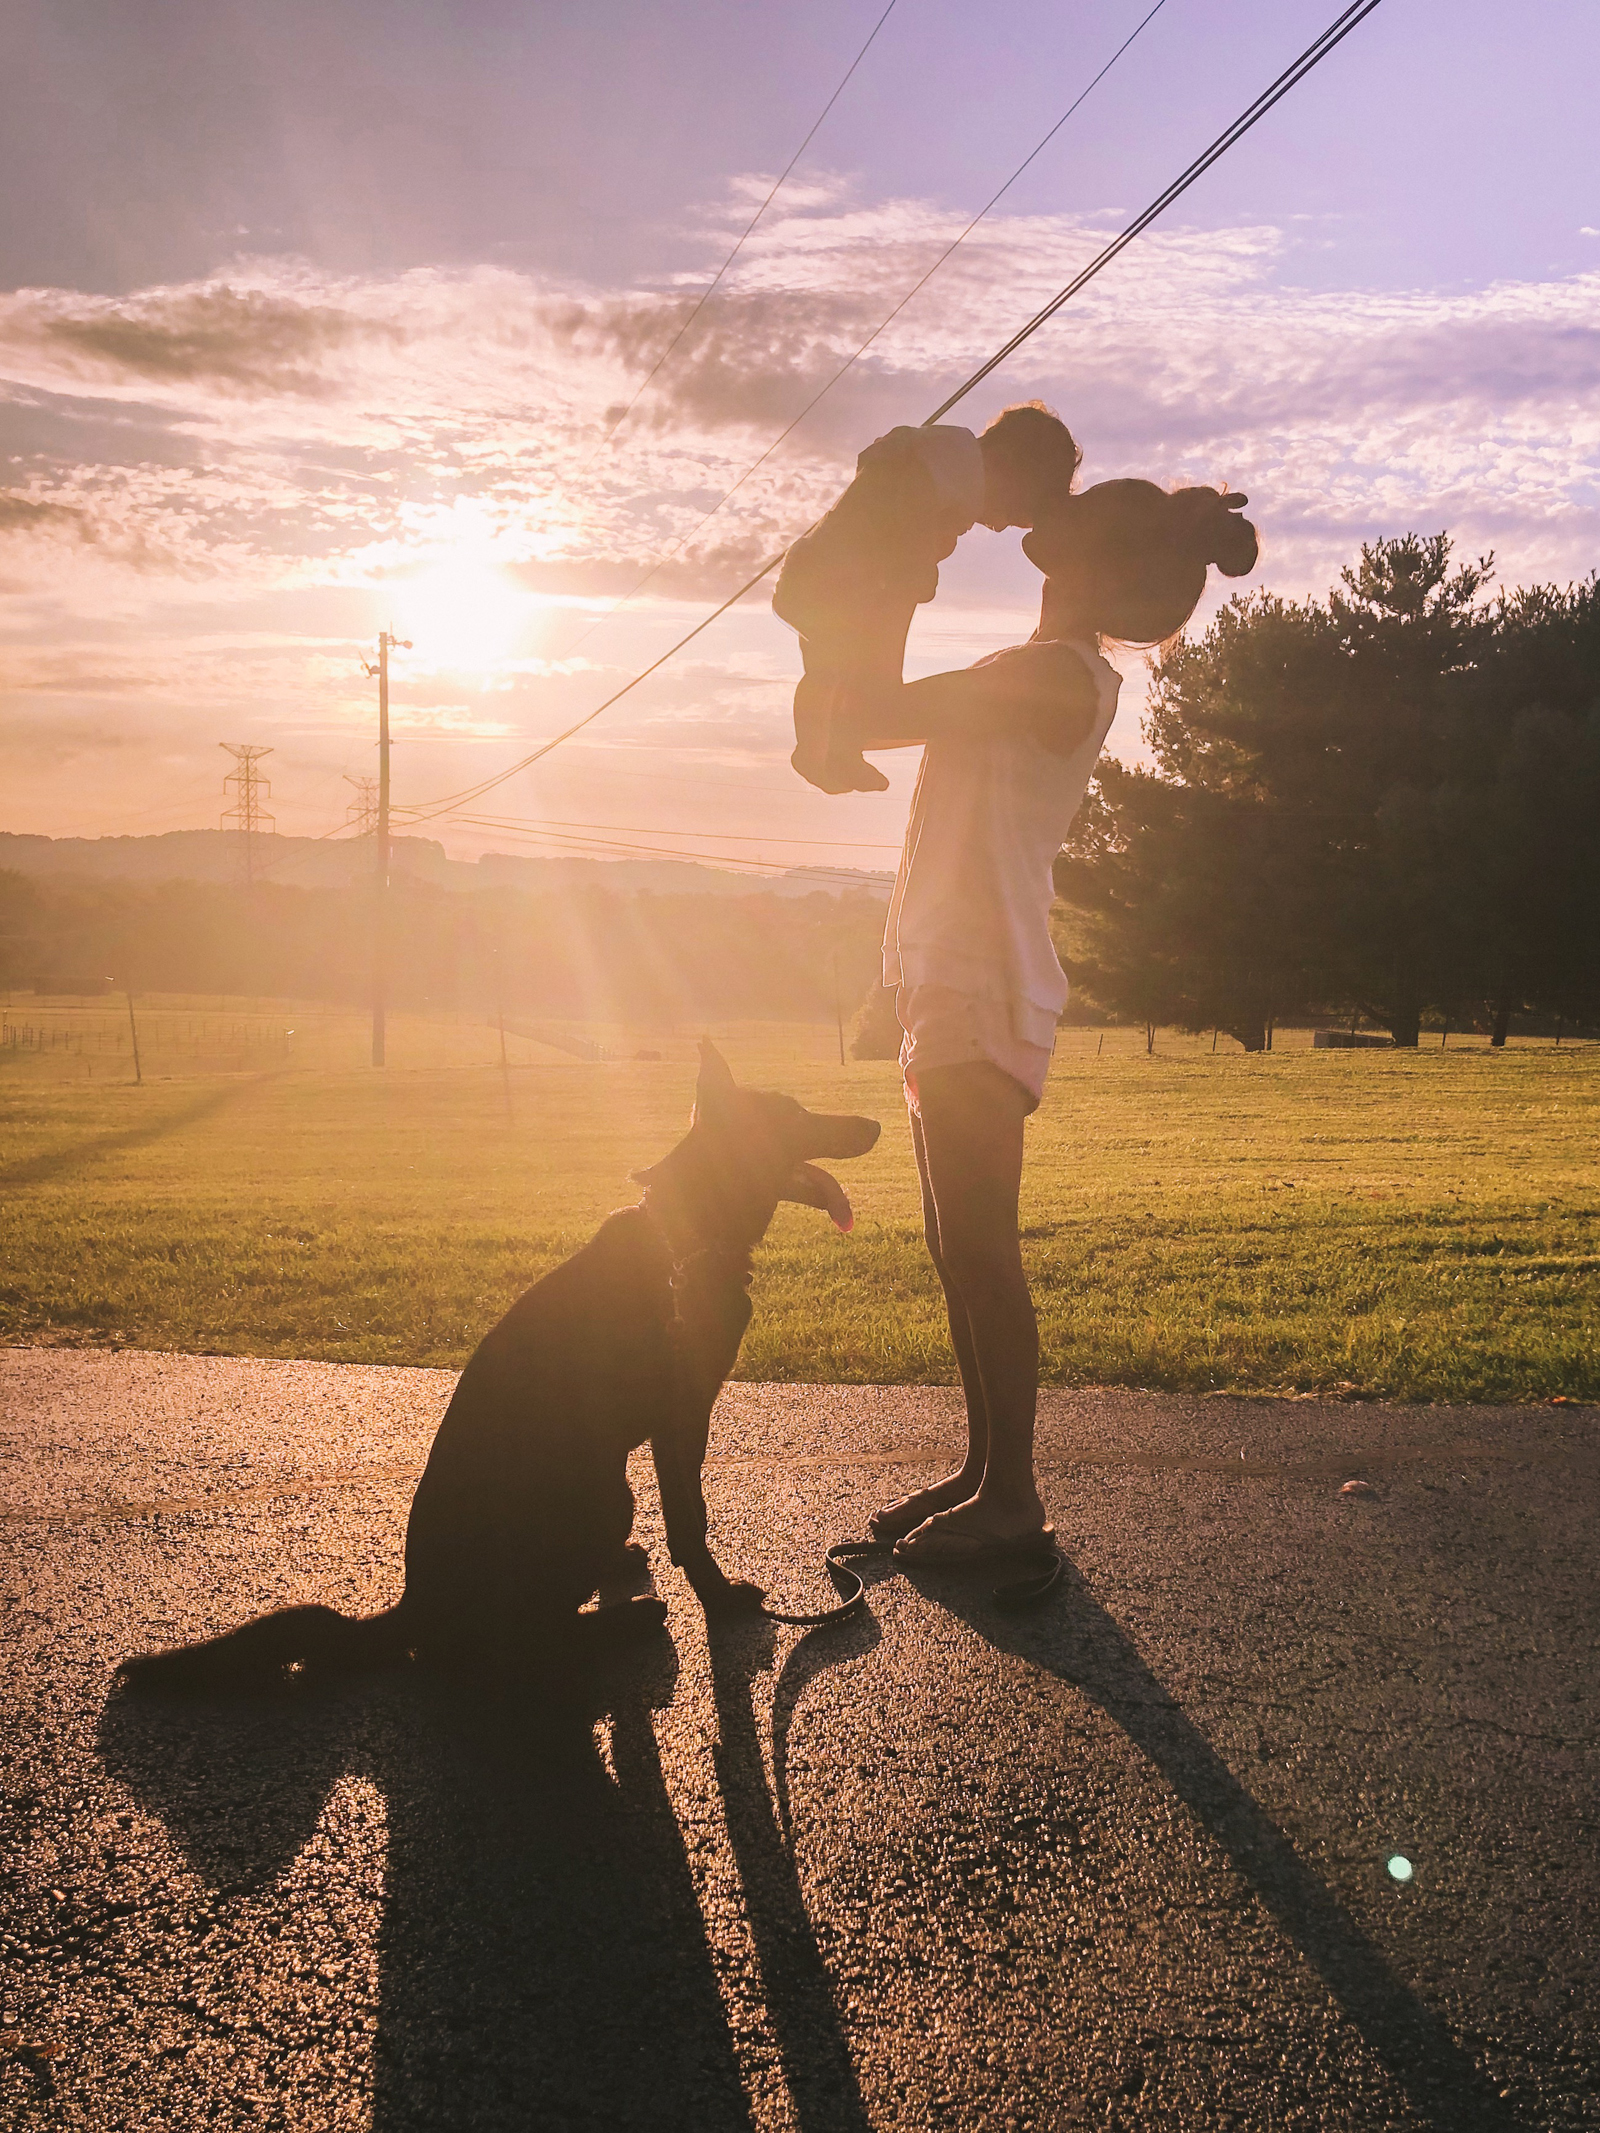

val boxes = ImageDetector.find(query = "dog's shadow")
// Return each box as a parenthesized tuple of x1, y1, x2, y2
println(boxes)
(899, 1554, 1516, 2132)
(98, 1632, 831, 2132)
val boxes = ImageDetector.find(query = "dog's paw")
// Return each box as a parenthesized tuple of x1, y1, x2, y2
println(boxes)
(699, 1578, 766, 1619)
(580, 1595, 669, 1648)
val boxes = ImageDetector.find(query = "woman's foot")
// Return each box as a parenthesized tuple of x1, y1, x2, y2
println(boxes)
(891, 1494, 1049, 1564)
(868, 1472, 983, 1543)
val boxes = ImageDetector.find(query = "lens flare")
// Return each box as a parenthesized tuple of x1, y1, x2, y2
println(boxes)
(391, 551, 531, 673)
(1386, 1854, 1414, 1883)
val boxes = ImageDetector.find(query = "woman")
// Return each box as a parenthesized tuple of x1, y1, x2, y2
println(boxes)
(834, 477, 1260, 1566)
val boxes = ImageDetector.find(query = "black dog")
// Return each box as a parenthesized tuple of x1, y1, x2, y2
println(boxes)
(122, 1042, 880, 1689)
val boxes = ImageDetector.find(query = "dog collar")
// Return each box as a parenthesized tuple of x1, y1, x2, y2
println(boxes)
(641, 1193, 752, 1287)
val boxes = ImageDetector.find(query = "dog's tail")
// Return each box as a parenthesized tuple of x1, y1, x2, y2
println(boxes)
(118, 1601, 411, 1693)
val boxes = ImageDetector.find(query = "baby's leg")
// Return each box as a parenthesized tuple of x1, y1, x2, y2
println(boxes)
(790, 654, 851, 791)
(791, 606, 909, 794)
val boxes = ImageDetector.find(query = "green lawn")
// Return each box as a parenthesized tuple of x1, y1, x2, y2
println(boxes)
(2, 1006, 1596, 1402)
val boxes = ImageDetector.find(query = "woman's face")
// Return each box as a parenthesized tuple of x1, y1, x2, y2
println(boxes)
(1025, 495, 1100, 616)
(977, 455, 1034, 531)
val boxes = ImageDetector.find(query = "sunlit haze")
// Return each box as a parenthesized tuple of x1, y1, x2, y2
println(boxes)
(4, 0, 1598, 870)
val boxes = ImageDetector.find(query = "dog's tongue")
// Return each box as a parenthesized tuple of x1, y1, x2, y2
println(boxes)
(805, 1163, 854, 1232)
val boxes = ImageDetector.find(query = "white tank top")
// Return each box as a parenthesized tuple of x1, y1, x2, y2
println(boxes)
(881, 639, 1121, 1039)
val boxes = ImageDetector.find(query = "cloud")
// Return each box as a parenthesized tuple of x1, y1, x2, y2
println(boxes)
(0, 489, 85, 533)
(3, 180, 1599, 842)
(4, 284, 402, 399)
(4, 203, 1596, 605)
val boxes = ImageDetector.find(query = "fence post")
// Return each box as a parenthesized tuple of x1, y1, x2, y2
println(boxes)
(124, 987, 144, 1086)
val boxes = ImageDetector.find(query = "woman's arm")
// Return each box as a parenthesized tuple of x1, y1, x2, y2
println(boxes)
(853, 641, 1101, 755)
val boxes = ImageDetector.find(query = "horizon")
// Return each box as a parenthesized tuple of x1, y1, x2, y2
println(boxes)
(0, 821, 896, 896)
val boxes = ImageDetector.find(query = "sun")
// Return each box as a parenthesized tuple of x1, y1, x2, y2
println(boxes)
(390, 549, 533, 673)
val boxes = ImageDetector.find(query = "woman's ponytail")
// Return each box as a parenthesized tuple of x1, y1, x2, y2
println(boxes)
(1170, 486, 1259, 579)
(1029, 478, 1261, 648)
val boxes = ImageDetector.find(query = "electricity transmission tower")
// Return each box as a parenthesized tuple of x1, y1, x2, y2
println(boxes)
(344, 775, 379, 836)
(220, 745, 275, 884)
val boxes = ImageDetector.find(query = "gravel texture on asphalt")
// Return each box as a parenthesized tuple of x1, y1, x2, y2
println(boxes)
(1, 1347, 1595, 2131)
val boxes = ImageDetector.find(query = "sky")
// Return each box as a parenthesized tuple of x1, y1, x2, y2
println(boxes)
(3, 0, 1598, 874)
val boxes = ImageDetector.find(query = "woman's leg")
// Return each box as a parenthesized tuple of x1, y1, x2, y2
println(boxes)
(901, 1060, 1044, 1540)
(870, 1105, 991, 1537)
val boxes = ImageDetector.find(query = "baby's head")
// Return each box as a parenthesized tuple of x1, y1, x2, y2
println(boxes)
(976, 402, 1082, 530)
(1027, 479, 1259, 646)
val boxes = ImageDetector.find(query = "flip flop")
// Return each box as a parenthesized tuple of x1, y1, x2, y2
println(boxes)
(891, 1522, 1057, 1569)
(867, 1490, 970, 1544)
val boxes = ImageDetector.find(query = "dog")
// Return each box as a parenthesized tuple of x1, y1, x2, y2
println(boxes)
(121, 1041, 880, 1690)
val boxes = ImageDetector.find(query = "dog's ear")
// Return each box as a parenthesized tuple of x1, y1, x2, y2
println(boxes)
(695, 1037, 738, 1116)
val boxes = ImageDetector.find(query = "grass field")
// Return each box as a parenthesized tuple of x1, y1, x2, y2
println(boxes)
(1, 999, 1596, 1402)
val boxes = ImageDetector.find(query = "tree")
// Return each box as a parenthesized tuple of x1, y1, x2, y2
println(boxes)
(0, 870, 44, 989)
(848, 983, 903, 1060)
(1433, 577, 1600, 1036)
(1055, 535, 1600, 1046)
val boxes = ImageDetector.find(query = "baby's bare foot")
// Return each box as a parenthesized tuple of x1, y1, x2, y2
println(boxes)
(868, 1473, 981, 1542)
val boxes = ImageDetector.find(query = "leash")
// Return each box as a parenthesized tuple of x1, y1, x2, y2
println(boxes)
(758, 1536, 1064, 1629)
(755, 1541, 880, 1628)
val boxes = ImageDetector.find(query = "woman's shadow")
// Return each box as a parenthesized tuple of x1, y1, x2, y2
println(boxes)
(707, 1609, 882, 2133)
(898, 1552, 1517, 2132)
(98, 1638, 766, 2131)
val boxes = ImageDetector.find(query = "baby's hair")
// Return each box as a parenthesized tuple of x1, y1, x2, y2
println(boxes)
(979, 401, 1082, 493)
(1027, 478, 1259, 648)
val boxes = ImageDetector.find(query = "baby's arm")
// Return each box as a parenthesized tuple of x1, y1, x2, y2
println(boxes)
(854, 642, 1100, 755)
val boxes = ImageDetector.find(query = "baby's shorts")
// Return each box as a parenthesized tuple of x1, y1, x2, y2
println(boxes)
(896, 985, 1055, 1115)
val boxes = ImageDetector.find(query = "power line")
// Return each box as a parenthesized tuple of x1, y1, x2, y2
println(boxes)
(400, 4, 1172, 823)
(447, 808, 902, 849)
(240, 814, 370, 886)
(395, 571, 792, 825)
(926, 0, 1386, 422)
(396, 0, 1386, 822)
(582, 0, 900, 466)
(446, 813, 887, 882)
(551, 0, 1169, 664)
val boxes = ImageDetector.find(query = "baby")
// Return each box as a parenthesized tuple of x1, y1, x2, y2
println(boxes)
(773, 402, 1082, 794)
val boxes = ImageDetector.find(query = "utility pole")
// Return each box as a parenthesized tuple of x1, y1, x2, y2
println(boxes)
(493, 937, 514, 1127)
(362, 634, 410, 1066)
(220, 745, 274, 885)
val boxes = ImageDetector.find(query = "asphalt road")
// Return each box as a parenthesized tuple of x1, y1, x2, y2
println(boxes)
(2, 1347, 1595, 2131)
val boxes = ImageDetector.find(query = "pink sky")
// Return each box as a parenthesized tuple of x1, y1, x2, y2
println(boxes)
(3, 0, 1598, 872)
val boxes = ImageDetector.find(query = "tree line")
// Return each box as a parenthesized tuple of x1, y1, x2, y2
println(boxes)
(1053, 535, 1600, 1048)
(0, 871, 889, 1029)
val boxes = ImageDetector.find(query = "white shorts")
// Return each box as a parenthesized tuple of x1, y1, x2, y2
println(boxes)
(896, 985, 1055, 1114)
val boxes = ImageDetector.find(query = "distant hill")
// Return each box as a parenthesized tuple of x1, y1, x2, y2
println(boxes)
(0, 830, 892, 901)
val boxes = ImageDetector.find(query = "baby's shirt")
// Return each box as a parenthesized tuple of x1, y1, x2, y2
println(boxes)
(774, 425, 985, 633)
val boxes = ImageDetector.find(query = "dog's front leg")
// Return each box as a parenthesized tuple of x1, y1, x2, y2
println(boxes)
(650, 1422, 764, 1617)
